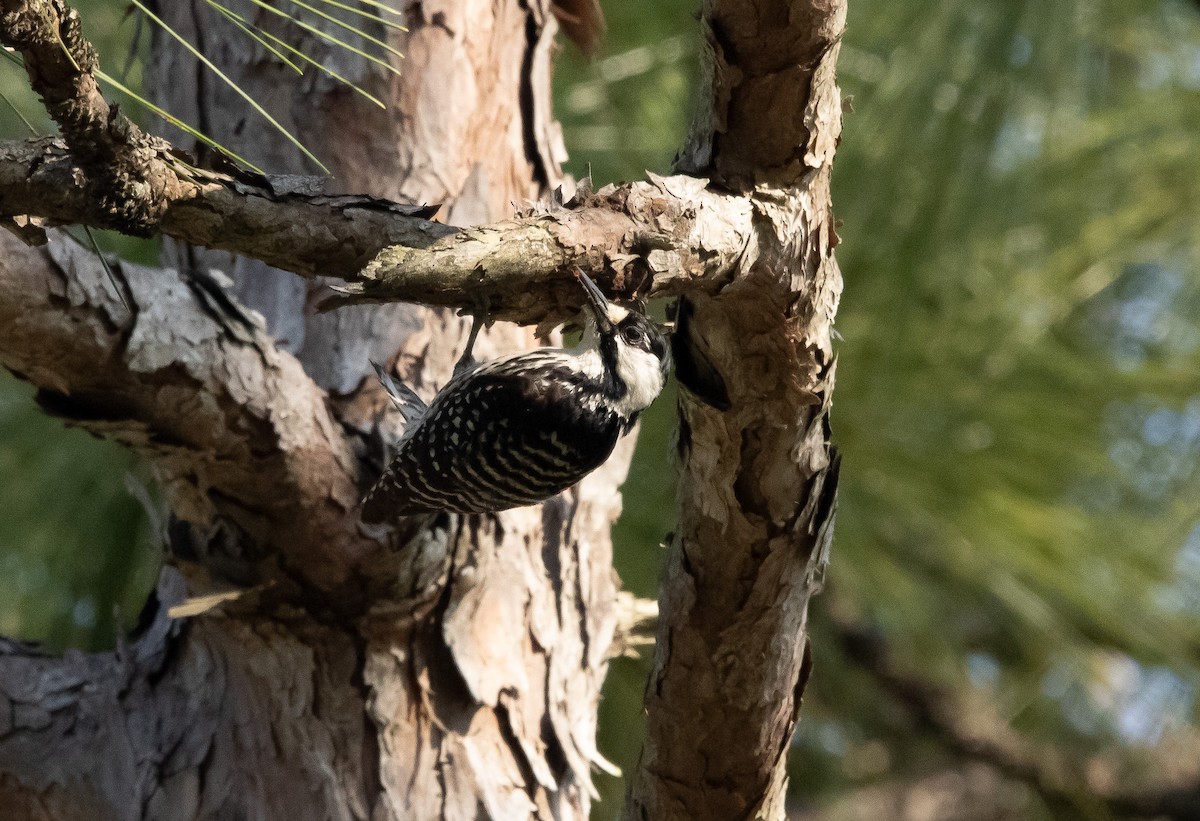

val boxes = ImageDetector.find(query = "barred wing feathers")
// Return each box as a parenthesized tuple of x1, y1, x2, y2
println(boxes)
(361, 356, 623, 522)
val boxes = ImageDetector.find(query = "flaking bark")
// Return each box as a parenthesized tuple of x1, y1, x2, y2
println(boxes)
(0, 0, 848, 818)
(0, 0, 631, 818)
(0, 138, 753, 327)
(328, 176, 756, 327)
(625, 1, 846, 818)
(0, 0, 170, 233)
(0, 229, 373, 592)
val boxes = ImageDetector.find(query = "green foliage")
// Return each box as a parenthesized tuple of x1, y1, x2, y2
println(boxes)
(1, 1, 160, 651)
(820, 0, 1200, 766)
(555, 0, 698, 185)
(0, 375, 160, 651)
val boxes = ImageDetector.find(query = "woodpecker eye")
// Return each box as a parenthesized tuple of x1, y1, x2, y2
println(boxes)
(622, 326, 644, 346)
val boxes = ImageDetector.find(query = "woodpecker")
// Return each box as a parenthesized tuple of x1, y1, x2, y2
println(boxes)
(360, 272, 670, 523)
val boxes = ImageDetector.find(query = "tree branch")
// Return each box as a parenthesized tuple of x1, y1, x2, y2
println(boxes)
(1, 131, 759, 325)
(0, 0, 166, 233)
(0, 136, 453, 277)
(0, 0, 760, 333)
(325, 176, 755, 326)
(0, 229, 376, 594)
(829, 604, 1200, 821)
(1, 0, 454, 270)
(625, 0, 846, 817)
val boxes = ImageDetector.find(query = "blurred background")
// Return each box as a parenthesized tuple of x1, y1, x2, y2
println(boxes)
(4, 0, 1200, 818)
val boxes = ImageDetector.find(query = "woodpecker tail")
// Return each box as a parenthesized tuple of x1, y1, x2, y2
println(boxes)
(371, 361, 427, 427)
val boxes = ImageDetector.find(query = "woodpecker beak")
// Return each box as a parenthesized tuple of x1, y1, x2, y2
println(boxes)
(575, 270, 615, 333)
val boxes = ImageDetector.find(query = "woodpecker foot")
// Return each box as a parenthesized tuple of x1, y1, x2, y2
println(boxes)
(454, 292, 491, 374)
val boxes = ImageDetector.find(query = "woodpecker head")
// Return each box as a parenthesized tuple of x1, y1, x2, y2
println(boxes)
(575, 271, 670, 416)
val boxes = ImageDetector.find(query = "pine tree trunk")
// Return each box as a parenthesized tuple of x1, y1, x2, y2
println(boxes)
(625, 1, 844, 817)
(0, 1, 625, 818)
(0, 0, 846, 818)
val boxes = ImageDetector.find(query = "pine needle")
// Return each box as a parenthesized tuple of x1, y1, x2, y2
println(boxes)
(6, 50, 130, 306)
(239, 0, 402, 77)
(281, 0, 407, 59)
(95, 68, 264, 173)
(128, 0, 329, 173)
(204, 0, 385, 108)
(81, 227, 129, 309)
(310, 0, 408, 33)
(355, 0, 407, 18)
(0, 88, 39, 135)
(206, 1, 304, 75)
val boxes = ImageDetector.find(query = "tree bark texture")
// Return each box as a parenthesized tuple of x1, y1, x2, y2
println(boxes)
(0, 0, 627, 818)
(625, 1, 845, 819)
(0, 0, 848, 818)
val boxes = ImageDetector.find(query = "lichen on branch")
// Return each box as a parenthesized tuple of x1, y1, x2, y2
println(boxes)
(1, 129, 758, 325)
(0, 137, 453, 276)
(0, 0, 174, 233)
(326, 176, 756, 327)
(1, 0, 757, 325)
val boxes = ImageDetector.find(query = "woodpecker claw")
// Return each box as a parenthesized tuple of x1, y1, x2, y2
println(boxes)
(454, 314, 480, 374)
(455, 292, 491, 374)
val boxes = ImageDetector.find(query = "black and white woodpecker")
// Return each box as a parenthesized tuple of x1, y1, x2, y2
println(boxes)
(360, 272, 670, 523)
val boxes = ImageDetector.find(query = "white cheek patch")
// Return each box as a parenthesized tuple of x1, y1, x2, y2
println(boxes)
(612, 339, 667, 415)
